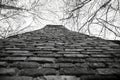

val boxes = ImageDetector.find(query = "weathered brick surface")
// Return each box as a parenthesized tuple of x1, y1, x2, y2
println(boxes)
(44, 76, 78, 80)
(11, 62, 40, 68)
(20, 68, 57, 76)
(0, 25, 120, 80)
(28, 57, 55, 62)
(89, 62, 106, 68)
(60, 68, 95, 75)
(1, 57, 27, 61)
(42, 63, 58, 68)
(97, 68, 120, 75)
(80, 75, 119, 80)
(0, 68, 17, 76)
(0, 62, 8, 67)
(0, 76, 33, 80)
(63, 54, 89, 57)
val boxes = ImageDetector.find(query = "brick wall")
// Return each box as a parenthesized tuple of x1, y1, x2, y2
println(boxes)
(0, 25, 120, 80)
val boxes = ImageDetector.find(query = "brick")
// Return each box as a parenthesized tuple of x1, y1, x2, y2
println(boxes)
(58, 63, 75, 68)
(11, 62, 40, 68)
(3, 57, 27, 61)
(0, 76, 33, 80)
(20, 68, 56, 76)
(60, 68, 95, 75)
(64, 54, 89, 57)
(5, 51, 29, 53)
(97, 68, 120, 75)
(114, 58, 120, 62)
(37, 47, 60, 51)
(12, 53, 34, 57)
(44, 76, 78, 80)
(57, 51, 80, 54)
(87, 58, 114, 62)
(80, 75, 119, 80)
(0, 68, 17, 76)
(36, 46, 54, 49)
(81, 51, 101, 54)
(57, 58, 85, 63)
(5, 48, 20, 50)
(107, 63, 120, 68)
(37, 53, 62, 57)
(80, 46, 93, 49)
(90, 63, 106, 68)
(33, 51, 53, 54)
(113, 53, 120, 57)
(33, 77, 47, 80)
(86, 48, 103, 51)
(23, 48, 40, 51)
(42, 63, 58, 68)
(28, 57, 55, 62)
(0, 62, 8, 67)
(75, 63, 89, 68)
(107, 42, 120, 46)
(0, 53, 10, 57)
(65, 49, 84, 52)
(91, 54, 112, 57)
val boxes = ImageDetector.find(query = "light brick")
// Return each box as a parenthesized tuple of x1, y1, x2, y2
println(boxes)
(0, 76, 33, 80)
(28, 57, 55, 62)
(44, 76, 78, 80)
(0, 68, 17, 75)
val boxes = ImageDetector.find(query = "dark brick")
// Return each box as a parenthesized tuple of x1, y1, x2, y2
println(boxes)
(58, 63, 75, 68)
(20, 68, 56, 76)
(5, 48, 20, 50)
(0, 76, 33, 80)
(57, 58, 85, 63)
(15, 44, 26, 48)
(0, 53, 10, 57)
(75, 63, 89, 68)
(87, 58, 114, 62)
(37, 53, 62, 57)
(113, 53, 120, 57)
(80, 75, 119, 80)
(97, 68, 120, 75)
(86, 49, 103, 52)
(32, 51, 53, 54)
(60, 68, 95, 75)
(11, 62, 40, 68)
(81, 51, 101, 54)
(107, 63, 120, 68)
(0, 68, 17, 76)
(0, 62, 8, 67)
(114, 58, 120, 62)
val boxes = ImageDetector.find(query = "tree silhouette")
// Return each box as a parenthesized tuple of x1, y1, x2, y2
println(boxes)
(61, 0, 120, 39)
(0, 0, 120, 40)
(0, 0, 54, 38)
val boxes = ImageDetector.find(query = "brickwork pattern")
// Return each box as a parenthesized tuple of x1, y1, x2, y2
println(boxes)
(0, 25, 120, 80)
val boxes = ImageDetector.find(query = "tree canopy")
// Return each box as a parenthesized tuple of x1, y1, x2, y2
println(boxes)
(0, 0, 120, 40)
